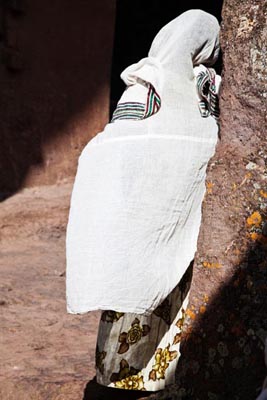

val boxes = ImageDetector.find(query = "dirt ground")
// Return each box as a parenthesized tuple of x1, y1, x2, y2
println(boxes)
(0, 183, 101, 399)
(1, 183, 159, 400)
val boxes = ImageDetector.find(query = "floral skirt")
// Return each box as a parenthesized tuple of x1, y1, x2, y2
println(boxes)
(95, 265, 192, 392)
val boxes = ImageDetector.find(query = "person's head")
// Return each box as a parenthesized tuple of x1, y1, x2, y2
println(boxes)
(120, 9, 220, 102)
(148, 9, 220, 74)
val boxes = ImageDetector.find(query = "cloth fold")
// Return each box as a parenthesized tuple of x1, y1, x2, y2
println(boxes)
(111, 63, 220, 123)
(194, 64, 221, 121)
(66, 10, 221, 315)
(121, 56, 164, 96)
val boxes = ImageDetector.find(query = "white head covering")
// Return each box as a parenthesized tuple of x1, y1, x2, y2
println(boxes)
(66, 10, 221, 315)
(120, 9, 220, 99)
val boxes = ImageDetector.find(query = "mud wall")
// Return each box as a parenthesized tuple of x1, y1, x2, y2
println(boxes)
(0, 0, 116, 199)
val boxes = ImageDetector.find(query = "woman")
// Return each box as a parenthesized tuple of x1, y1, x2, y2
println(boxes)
(66, 9, 221, 394)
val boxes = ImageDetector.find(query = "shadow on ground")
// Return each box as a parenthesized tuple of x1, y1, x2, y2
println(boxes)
(83, 377, 157, 400)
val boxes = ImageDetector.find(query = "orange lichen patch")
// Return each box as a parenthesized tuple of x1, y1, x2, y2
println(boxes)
(206, 181, 214, 194)
(250, 232, 267, 245)
(250, 232, 261, 241)
(199, 306, 206, 314)
(203, 294, 209, 303)
(232, 183, 238, 191)
(259, 190, 267, 198)
(246, 211, 262, 226)
(202, 261, 222, 269)
(185, 309, 196, 320)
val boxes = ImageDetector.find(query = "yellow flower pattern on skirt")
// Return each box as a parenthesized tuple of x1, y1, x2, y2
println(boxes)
(118, 318, 150, 354)
(95, 265, 192, 391)
(149, 344, 178, 381)
(114, 372, 146, 390)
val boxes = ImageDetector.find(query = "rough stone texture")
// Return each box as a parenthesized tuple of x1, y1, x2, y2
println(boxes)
(150, 1, 267, 399)
(0, 1, 115, 199)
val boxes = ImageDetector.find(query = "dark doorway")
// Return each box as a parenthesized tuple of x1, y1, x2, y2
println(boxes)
(110, 1, 224, 116)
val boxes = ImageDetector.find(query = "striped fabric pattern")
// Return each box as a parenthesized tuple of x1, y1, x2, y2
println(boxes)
(111, 102, 146, 122)
(144, 85, 161, 118)
(111, 84, 161, 122)
(196, 68, 220, 121)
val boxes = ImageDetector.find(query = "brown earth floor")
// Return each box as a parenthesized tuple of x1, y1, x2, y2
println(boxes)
(0, 184, 160, 400)
(0, 184, 97, 399)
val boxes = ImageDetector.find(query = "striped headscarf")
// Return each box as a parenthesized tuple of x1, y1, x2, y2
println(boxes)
(111, 64, 220, 122)
(111, 83, 161, 122)
(195, 64, 221, 121)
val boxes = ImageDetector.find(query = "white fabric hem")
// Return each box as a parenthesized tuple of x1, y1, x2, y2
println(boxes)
(66, 302, 155, 316)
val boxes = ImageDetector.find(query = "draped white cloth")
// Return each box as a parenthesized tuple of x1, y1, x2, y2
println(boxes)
(66, 10, 221, 315)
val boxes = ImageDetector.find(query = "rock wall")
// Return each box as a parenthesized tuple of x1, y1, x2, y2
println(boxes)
(169, 1, 267, 399)
(0, 1, 116, 199)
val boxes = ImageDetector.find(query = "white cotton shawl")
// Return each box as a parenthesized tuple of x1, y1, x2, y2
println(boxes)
(66, 10, 220, 315)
